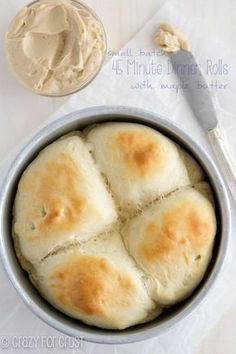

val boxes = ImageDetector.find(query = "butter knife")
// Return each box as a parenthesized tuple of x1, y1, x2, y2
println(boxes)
(170, 49, 236, 202)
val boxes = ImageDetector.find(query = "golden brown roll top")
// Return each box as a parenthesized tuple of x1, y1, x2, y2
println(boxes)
(36, 231, 160, 329)
(122, 184, 217, 305)
(87, 123, 204, 215)
(13, 134, 117, 264)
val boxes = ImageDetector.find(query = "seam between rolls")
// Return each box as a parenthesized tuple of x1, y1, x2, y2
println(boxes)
(11, 126, 205, 270)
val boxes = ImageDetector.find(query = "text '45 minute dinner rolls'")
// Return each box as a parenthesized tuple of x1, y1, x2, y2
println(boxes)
(12, 122, 217, 330)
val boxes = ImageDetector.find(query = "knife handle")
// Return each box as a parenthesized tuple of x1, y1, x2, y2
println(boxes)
(208, 125, 236, 202)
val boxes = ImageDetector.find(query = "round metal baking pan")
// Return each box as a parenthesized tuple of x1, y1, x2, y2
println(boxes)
(0, 106, 231, 344)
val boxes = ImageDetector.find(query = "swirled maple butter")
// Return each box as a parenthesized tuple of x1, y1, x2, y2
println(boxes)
(6, 0, 106, 96)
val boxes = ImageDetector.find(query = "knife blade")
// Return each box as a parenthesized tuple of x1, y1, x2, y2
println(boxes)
(169, 49, 236, 202)
(170, 49, 217, 131)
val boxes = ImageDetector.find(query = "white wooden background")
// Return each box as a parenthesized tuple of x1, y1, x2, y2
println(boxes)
(0, 1, 235, 353)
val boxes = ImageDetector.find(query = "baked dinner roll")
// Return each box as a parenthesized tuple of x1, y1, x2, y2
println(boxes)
(122, 184, 216, 305)
(12, 122, 217, 330)
(13, 134, 117, 264)
(35, 231, 160, 329)
(87, 123, 204, 214)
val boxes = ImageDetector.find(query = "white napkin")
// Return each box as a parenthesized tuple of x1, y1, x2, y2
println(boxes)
(1, 2, 236, 353)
